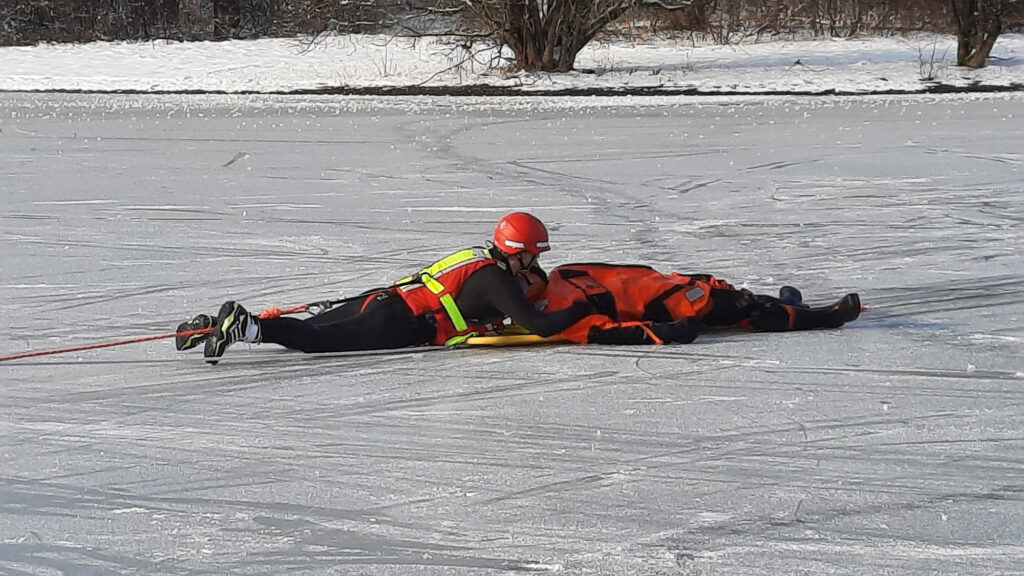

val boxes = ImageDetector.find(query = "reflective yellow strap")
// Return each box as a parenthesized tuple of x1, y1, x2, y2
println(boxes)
(439, 294, 468, 331)
(398, 247, 492, 334)
(421, 273, 446, 294)
(423, 249, 487, 277)
(444, 332, 478, 347)
(398, 249, 486, 292)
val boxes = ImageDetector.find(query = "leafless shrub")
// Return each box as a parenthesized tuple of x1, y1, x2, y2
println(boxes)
(638, 0, 959, 43)
(916, 36, 950, 80)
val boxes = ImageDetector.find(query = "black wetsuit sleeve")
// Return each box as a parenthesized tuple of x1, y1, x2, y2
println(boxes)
(456, 265, 592, 337)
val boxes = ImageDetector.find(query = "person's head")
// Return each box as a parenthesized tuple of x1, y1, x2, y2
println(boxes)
(491, 211, 550, 275)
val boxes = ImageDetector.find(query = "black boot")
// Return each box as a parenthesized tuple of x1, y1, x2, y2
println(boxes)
(204, 301, 262, 364)
(778, 286, 807, 307)
(753, 286, 809, 309)
(175, 313, 213, 351)
(793, 293, 861, 330)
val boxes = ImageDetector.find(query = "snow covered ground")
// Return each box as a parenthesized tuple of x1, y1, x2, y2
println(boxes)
(1, 33, 1023, 576)
(0, 33, 1022, 94)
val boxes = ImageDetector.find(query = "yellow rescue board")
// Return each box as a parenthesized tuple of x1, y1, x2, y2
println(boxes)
(463, 334, 567, 347)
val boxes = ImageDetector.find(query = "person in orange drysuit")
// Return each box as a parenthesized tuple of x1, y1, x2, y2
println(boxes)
(519, 263, 861, 345)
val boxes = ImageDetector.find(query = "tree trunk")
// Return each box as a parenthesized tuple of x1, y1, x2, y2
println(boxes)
(951, 0, 1003, 68)
(483, 0, 643, 73)
(964, 1, 1002, 68)
(953, 0, 975, 64)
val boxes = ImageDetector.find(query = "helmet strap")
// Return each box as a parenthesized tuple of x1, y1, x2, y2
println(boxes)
(486, 243, 511, 271)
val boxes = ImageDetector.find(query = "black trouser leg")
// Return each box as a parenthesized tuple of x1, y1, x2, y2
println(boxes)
(304, 289, 386, 326)
(749, 293, 861, 332)
(747, 301, 796, 331)
(260, 291, 435, 353)
(703, 288, 756, 327)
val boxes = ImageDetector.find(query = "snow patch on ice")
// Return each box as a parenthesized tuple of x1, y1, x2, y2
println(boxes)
(967, 333, 1021, 343)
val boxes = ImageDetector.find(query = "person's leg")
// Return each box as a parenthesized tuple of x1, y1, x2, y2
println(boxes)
(703, 286, 861, 331)
(176, 292, 380, 352)
(748, 293, 862, 332)
(703, 288, 756, 327)
(260, 291, 435, 353)
(304, 290, 386, 326)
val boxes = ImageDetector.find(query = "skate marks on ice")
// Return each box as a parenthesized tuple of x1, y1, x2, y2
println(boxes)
(855, 272, 1024, 370)
(2, 350, 575, 573)
(2, 95, 1023, 575)
(864, 274, 1024, 324)
(561, 345, 1023, 575)
(0, 477, 560, 574)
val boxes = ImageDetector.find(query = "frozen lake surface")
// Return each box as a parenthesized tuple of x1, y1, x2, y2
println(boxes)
(1, 93, 1022, 575)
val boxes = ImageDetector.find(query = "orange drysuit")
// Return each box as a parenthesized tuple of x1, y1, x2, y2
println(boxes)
(523, 263, 861, 344)
(525, 264, 732, 343)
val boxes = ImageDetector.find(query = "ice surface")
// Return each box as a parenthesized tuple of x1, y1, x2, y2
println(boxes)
(1, 92, 1022, 575)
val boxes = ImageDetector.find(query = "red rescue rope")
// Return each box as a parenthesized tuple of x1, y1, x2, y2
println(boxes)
(0, 304, 310, 363)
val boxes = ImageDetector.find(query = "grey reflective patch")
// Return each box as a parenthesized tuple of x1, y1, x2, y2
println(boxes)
(686, 286, 706, 302)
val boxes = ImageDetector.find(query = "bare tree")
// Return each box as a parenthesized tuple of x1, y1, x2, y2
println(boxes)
(459, 0, 692, 72)
(951, 0, 1007, 67)
(3, 0, 1017, 49)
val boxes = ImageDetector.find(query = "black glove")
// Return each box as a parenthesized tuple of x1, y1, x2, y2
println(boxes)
(584, 292, 617, 319)
(650, 318, 702, 344)
(567, 299, 597, 317)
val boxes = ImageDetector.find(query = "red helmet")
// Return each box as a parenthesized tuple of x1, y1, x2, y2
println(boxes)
(493, 212, 550, 255)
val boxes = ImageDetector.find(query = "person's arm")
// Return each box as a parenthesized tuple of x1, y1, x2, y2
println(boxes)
(524, 262, 548, 283)
(460, 266, 592, 337)
(587, 319, 700, 345)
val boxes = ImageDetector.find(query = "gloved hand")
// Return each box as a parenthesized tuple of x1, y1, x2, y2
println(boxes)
(567, 299, 597, 317)
(650, 318, 702, 344)
(584, 292, 617, 318)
